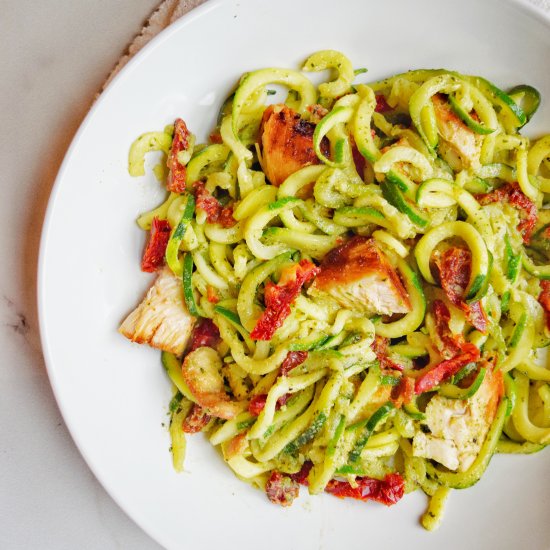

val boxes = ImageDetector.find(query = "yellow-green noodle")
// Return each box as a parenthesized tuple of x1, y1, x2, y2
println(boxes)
(128, 50, 550, 531)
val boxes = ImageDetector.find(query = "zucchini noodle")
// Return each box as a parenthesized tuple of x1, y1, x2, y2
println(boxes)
(123, 50, 549, 531)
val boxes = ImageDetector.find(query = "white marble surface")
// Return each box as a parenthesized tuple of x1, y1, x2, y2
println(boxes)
(1, 2, 162, 548)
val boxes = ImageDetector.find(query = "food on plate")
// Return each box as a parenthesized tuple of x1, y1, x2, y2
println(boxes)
(309, 236, 411, 315)
(120, 50, 550, 530)
(120, 266, 195, 355)
(259, 104, 326, 186)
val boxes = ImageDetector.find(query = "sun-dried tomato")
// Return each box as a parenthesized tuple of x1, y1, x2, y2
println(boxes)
(436, 247, 470, 304)
(166, 118, 190, 193)
(325, 473, 404, 506)
(417, 300, 482, 393)
(538, 280, 550, 331)
(375, 95, 392, 113)
(209, 131, 223, 144)
(436, 247, 488, 333)
(289, 461, 313, 485)
(249, 307, 286, 342)
(265, 471, 300, 507)
(371, 336, 404, 372)
(432, 300, 464, 358)
(182, 404, 211, 433)
(476, 183, 537, 243)
(280, 351, 308, 376)
(414, 344, 480, 394)
(390, 376, 414, 408)
(248, 395, 267, 416)
(467, 300, 488, 333)
(248, 352, 308, 416)
(248, 392, 292, 417)
(250, 260, 320, 340)
(193, 181, 236, 227)
(188, 318, 220, 352)
(218, 204, 235, 228)
(193, 181, 219, 220)
(141, 217, 171, 272)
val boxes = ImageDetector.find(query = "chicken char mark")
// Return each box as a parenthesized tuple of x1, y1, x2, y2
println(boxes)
(259, 104, 329, 187)
(311, 236, 411, 316)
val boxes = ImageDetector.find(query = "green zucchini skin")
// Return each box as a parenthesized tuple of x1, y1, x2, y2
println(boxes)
(448, 95, 495, 135)
(165, 194, 195, 277)
(507, 84, 541, 124)
(347, 402, 395, 463)
(380, 179, 428, 228)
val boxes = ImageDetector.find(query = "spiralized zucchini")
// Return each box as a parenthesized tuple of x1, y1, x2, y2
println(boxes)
(126, 50, 549, 531)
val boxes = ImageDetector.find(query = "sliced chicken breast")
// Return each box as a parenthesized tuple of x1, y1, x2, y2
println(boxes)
(432, 94, 482, 170)
(412, 365, 504, 472)
(309, 236, 411, 316)
(119, 267, 195, 355)
(182, 346, 247, 420)
(259, 104, 326, 186)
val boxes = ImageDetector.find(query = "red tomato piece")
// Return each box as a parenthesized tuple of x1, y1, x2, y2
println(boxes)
(371, 335, 404, 371)
(218, 204, 236, 228)
(265, 471, 300, 507)
(193, 181, 236, 227)
(182, 404, 212, 433)
(289, 461, 313, 485)
(416, 300, 482, 394)
(280, 351, 308, 376)
(435, 247, 488, 333)
(538, 280, 550, 331)
(249, 305, 287, 342)
(188, 318, 220, 352)
(375, 94, 392, 113)
(248, 351, 308, 416)
(414, 343, 480, 394)
(325, 473, 405, 506)
(209, 132, 223, 144)
(467, 300, 488, 333)
(390, 376, 414, 408)
(141, 217, 171, 273)
(248, 392, 292, 417)
(248, 394, 267, 416)
(476, 183, 537, 243)
(167, 118, 190, 193)
(432, 299, 464, 358)
(250, 260, 320, 340)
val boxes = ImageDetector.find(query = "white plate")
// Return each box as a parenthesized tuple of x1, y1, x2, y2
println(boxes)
(39, 0, 550, 548)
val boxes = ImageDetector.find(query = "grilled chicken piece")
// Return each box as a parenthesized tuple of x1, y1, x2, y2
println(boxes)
(182, 346, 247, 420)
(259, 104, 326, 186)
(309, 236, 411, 316)
(119, 267, 195, 355)
(432, 94, 482, 169)
(412, 365, 503, 472)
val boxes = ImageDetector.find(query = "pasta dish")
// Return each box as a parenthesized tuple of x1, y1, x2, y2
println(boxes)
(119, 50, 550, 529)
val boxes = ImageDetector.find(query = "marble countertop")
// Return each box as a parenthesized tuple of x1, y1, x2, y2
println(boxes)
(1, 2, 161, 548)
(3, 2, 550, 549)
